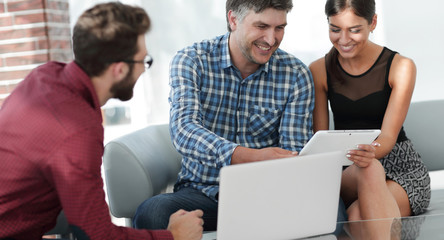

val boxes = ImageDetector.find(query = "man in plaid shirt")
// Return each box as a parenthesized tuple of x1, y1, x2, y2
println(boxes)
(134, 0, 314, 231)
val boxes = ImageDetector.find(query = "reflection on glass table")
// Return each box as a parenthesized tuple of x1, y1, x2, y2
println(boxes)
(201, 214, 444, 240)
(336, 214, 440, 240)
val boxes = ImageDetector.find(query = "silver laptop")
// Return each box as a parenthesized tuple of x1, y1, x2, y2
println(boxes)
(203, 151, 344, 240)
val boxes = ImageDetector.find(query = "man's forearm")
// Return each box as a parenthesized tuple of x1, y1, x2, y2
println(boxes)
(231, 146, 298, 165)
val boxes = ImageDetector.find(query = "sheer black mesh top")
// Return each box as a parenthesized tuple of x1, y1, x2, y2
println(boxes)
(325, 47, 407, 142)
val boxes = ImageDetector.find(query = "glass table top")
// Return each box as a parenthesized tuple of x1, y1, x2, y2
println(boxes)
(202, 214, 444, 240)
(334, 214, 444, 240)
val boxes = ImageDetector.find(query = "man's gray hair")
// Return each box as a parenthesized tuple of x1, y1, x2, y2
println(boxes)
(225, 0, 293, 32)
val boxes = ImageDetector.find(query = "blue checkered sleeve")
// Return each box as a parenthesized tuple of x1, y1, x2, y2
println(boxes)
(278, 64, 314, 151)
(169, 48, 238, 170)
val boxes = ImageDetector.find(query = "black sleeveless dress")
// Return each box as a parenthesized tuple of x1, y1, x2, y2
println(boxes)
(325, 47, 430, 215)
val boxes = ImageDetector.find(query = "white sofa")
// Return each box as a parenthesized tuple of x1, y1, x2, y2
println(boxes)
(102, 99, 444, 225)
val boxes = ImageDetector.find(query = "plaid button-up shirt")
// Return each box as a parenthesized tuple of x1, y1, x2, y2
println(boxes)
(169, 33, 314, 200)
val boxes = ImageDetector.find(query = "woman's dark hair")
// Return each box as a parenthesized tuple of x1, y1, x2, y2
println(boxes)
(72, 2, 150, 77)
(325, 0, 375, 24)
(225, 0, 293, 32)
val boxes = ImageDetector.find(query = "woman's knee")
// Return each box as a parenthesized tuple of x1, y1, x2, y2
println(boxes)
(358, 159, 386, 184)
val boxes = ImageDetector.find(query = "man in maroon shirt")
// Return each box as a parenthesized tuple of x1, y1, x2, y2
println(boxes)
(0, 2, 203, 240)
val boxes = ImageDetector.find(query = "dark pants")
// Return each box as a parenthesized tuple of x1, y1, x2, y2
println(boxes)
(133, 187, 218, 231)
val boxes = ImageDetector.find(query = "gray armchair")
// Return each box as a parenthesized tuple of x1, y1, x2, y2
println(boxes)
(103, 124, 181, 226)
(403, 99, 444, 215)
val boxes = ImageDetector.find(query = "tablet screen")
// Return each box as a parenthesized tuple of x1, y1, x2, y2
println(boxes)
(299, 130, 381, 165)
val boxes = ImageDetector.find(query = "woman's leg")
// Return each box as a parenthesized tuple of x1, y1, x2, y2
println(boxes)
(341, 159, 403, 221)
(386, 180, 412, 217)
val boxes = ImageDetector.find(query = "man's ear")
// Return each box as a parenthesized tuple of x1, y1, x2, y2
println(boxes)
(227, 10, 238, 31)
(110, 62, 129, 82)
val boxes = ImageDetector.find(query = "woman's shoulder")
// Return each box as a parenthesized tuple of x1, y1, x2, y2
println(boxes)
(388, 50, 417, 87)
(383, 46, 415, 67)
(392, 53, 415, 67)
(309, 57, 327, 78)
(310, 56, 326, 70)
(390, 51, 416, 76)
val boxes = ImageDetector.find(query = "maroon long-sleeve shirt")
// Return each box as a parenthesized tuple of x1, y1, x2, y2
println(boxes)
(0, 61, 172, 240)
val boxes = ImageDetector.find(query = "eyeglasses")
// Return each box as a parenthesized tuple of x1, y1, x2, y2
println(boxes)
(123, 55, 153, 69)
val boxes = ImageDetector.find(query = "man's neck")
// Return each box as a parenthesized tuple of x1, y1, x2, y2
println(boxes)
(91, 75, 113, 107)
(228, 34, 260, 79)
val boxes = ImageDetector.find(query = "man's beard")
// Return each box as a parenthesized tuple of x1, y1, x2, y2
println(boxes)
(110, 66, 137, 101)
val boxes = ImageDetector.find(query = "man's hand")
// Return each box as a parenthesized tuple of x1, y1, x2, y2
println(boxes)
(167, 209, 204, 240)
(231, 146, 298, 164)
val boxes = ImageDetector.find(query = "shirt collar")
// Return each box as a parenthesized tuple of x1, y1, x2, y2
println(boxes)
(220, 32, 232, 69)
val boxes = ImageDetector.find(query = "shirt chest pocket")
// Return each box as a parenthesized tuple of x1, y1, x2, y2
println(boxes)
(248, 106, 282, 138)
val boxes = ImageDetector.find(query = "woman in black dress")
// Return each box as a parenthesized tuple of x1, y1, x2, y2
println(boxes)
(309, 0, 430, 221)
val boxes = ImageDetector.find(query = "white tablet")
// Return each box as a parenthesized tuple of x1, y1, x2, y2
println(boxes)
(299, 129, 381, 165)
